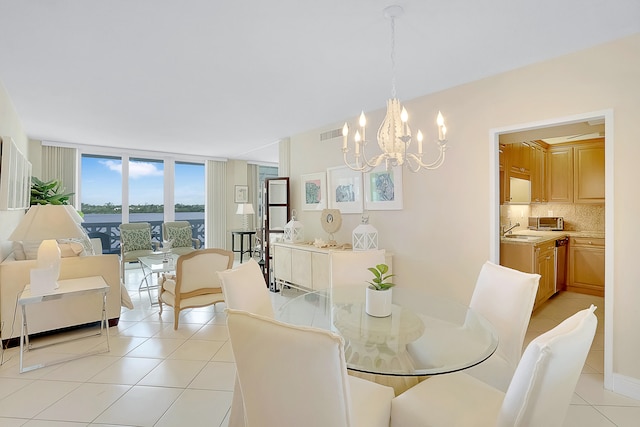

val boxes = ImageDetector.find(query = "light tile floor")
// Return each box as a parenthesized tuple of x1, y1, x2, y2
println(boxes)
(0, 265, 637, 426)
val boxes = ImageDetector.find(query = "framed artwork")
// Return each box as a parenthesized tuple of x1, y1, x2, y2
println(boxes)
(301, 172, 326, 211)
(0, 137, 32, 211)
(327, 166, 363, 214)
(234, 185, 249, 203)
(364, 165, 403, 210)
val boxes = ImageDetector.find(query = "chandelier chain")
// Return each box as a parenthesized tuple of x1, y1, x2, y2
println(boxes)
(390, 15, 397, 99)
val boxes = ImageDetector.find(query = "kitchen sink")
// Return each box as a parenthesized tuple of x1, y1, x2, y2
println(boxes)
(503, 234, 541, 242)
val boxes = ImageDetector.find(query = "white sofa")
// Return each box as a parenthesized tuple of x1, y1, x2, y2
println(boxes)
(0, 253, 123, 342)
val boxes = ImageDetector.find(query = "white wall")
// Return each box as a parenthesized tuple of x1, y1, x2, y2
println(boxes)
(0, 80, 30, 261)
(288, 34, 640, 392)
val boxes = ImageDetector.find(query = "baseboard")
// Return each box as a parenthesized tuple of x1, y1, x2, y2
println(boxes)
(612, 373, 640, 400)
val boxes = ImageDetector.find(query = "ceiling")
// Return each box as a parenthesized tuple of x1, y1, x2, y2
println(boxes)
(1, 1, 638, 164)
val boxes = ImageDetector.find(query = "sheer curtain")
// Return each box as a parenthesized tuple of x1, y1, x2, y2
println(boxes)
(206, 160, 226, 248)
(41, 145, 77, 206)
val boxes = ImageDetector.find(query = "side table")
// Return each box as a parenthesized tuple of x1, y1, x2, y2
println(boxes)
(19, 276, 110, 373)
(231, 230, 256, 263)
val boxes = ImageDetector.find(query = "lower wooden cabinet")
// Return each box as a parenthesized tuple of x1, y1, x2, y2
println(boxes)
(535, 242, 556, 306)
(568, 237, 605, 296)
(500, 239, 557, 310)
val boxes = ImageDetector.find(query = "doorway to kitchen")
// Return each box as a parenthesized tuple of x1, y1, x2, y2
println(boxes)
(488, 109, 613, 390)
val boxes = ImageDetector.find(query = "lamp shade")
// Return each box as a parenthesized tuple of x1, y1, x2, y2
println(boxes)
(236, 203, 255, 215)
(9, 204, 86, 242)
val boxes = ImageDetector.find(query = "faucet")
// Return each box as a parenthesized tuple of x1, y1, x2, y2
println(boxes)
(502, 222, 520, 236)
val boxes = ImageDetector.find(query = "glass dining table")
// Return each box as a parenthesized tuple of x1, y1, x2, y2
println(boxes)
(276, 285, 498, 379)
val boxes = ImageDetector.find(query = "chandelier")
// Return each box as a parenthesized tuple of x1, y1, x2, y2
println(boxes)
(342, 5, 448, 173)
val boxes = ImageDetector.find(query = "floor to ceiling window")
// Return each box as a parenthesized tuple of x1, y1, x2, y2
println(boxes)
(80, 153, 205, 252)
(175, 161, 205, 247)
(80, 154, 123, 253)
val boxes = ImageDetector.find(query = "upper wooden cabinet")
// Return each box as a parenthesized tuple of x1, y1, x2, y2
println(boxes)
(508, 142, 532, 178)
(548, 146, 574, 203)
(574, 141, 605, 203)
(530, 143, 547, 203)
(547, 139, 604, 204)
(500, 141, 547, 204)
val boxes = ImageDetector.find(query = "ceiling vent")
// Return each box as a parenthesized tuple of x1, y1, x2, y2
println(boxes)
(320, 128, 343, 142)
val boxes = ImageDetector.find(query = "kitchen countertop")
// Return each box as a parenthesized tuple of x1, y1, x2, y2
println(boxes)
(500, 229, 605, 245)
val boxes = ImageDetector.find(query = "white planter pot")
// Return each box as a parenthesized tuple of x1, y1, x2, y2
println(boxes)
(365, 287, 393, 317)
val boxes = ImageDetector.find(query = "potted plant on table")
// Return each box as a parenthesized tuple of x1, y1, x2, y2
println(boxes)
(365, 263, 395, 317)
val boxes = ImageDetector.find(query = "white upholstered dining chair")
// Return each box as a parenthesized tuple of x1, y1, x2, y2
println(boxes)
(218, 258, 274, 317)
(226, 309, 394, 427)
(158, 248, 233, 329)
(329, 249, 386, 287)
(217, 258, 275, 427)
(464, 261, 540, 391)
(390, 305, 597, 427)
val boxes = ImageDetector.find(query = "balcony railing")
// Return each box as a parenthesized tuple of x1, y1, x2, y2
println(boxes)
(82, 219, 205, 254)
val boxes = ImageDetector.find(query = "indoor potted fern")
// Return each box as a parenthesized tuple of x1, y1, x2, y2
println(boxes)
(365, 263, 395, 317)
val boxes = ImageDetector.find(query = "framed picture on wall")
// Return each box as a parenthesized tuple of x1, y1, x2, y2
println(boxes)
(234, 185, 249, 203)
(364, 165, 403, 210)
(327, 166, 363, 214)
(301, 172, 327, 211)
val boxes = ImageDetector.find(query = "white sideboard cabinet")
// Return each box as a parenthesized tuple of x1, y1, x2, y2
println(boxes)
(272, 242, 392, 292)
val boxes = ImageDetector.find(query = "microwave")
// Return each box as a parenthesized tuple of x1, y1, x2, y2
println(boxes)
(528, 217, 564, 231)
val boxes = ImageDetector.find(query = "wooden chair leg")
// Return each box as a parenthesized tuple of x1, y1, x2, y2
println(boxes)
(174, 309, 180, 330)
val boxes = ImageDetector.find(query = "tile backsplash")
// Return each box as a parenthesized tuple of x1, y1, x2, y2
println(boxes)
(500, 203, 604, 232)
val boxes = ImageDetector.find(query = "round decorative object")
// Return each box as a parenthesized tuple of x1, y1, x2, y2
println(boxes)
(320, 209, 342, 234)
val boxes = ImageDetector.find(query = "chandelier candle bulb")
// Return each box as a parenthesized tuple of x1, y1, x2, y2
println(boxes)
(417, 130, 423, 154)
(437, 111, 446, 141)
(342, 123, 349, 150)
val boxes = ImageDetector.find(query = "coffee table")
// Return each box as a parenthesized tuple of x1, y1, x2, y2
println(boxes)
(138, 252, 180, 305)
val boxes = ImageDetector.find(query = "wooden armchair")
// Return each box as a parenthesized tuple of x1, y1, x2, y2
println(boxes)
(159, 248, 233, 329)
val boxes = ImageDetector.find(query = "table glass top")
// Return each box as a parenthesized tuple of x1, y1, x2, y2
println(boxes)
(276, 286, 498, 376)
(138, 252, 179, 272)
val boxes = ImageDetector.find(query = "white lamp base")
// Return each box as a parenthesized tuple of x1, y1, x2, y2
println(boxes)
(36, 239, 61, 291)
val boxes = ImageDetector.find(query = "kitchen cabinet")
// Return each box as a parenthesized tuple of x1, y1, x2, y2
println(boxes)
(500, 239, 557, 310)
(534, 241, 556, 306)
(548, 146, 573, 203)
(508, 142, 532, 178)
(530, 143, 547, 203)
(501, 141, 546, 204)
(574, 140, 605, 203)
(547, 139, 604, 204)
(568, 236, 604, 296)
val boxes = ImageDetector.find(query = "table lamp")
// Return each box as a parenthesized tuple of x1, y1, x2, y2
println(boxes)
(8, 204, 86, 293)
(236, 203, 255, 231)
